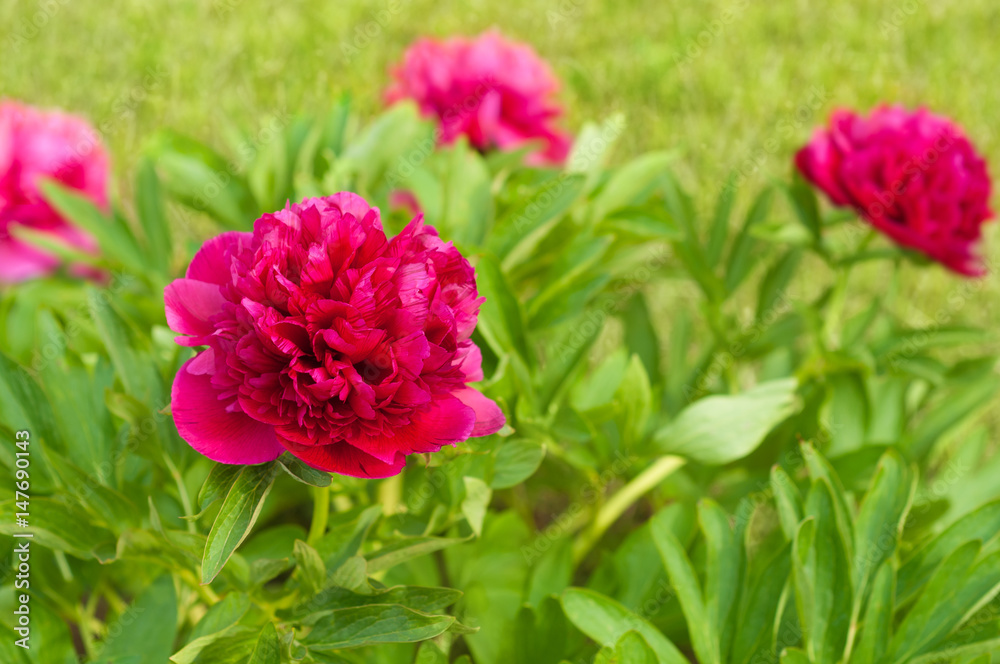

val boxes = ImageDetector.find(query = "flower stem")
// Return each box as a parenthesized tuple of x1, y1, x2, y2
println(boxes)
(307, 485, 331, 547)
(378, 473, 403, 516)
(572, 455, 686, 564)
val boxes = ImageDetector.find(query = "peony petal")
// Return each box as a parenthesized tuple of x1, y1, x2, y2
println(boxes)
(187, 231, 251, 284)
(0, 236, 58, 283)
(171, 357, 284, 465)
(165, 278, 226, 337)
(279, 438, 405, 479)
(454, 386, 505, 436)
(345, 394, 476, 463)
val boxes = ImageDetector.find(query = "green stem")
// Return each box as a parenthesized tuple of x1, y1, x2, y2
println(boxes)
(308, 485, 332, 547)
(378, 473, 403, 516)
(163, 453, 196, 534)
(572, 455, 686, 563)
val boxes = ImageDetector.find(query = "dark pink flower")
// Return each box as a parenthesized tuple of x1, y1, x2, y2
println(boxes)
(0, 101, 108, 283)
(385, 30, 572, 166)
(796, 105, 993, 276)
(166, 193, 504, 478)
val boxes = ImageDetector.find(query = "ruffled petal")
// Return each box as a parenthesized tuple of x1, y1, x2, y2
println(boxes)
(279, 438, 405, 478)
(454, 386, 505, 436)
(171, 357, 284, 465)
(344, 394, 476, 463)
(165, 278, 226, 337)
(186, 231, 251, 284)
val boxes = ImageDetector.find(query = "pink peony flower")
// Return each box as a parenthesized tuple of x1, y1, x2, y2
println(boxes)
(385, 30, 572, 166)
(0, 101, 108, 283)
(796, 105, 993, 276)
(166, 193, 505, 478)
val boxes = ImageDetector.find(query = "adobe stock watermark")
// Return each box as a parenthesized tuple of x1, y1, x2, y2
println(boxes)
(879, 0, 926, 37)
(521, 450, 634, 565)
(725, 86, 830, 192)
(5, 0, 71, 53)
(188, 111, 291, 215)
(341, 0, 407, 62)
(674, 0, 750, 70)
(384, 80, 498, 189)
(546, 0, 585, 29)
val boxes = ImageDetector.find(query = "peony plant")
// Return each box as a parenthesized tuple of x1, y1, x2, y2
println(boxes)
(0, 91, 997, 664)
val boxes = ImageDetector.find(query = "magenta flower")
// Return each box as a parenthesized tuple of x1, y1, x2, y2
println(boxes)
(385, 30, 572, 166)
(796, 105, 993, 276)
(166, 194, 505, 478)
(0, 101, 108, 283)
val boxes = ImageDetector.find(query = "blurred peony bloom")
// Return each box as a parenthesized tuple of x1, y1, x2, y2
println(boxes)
(0, 101, 108, 283)
(388, 189, 422, 217)
(385, 30, 572, 166)
(796, 105, 993, 276)
(166, 193, 504, 478)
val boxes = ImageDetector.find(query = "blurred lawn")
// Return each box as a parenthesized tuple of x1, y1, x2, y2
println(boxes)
(2, 0, 999, 360)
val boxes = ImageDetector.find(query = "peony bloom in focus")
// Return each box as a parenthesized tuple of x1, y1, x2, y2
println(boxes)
(166, 193, 505, 478)
(796, 105, 993, 276)
(0, 101, 108, 283)
(385, 30, 572, 166)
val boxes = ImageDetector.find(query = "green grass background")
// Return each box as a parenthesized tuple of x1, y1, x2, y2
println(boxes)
(2, 0, 999, 361)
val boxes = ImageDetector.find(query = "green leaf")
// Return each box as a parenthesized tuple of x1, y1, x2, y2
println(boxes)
(202, 461, 280, 583)
(903, 375, 1000, 460)
(293, 539, 327, 596)
(247, 622, 280, 664)
(887, 541, 1000, 662)
(366, 536, 467, 574)
(770, 466, 803, 541)
(780, 648, 811, 664)
(616, 354, 653, 447)
(706, 176, 737, 267)
(416, 641, 449, 664)
(301, 604, 455, 651)
(281, 585, 461, 623)
(651, 516, 715, 664)
(596, 631, 660, 664)
(699, 499, 740, 663)
(148, 130, 258, 229)
(826, 371, 870, 457)
(852, 561, 894, 664)
(40, 180, 147, 274)
(726, 187, 773, 293)
(491, 439, 545, 489)
(441, 144, 494, 246)
(494, 174, 586, 271)
(730, 545, 791, 664)
(135, 157, 172, 274)
(590, 150, 678, 220)
(277, 453, 332, 487)
(527, 234, 613, 324)
(0, 498, 113, 559)
(475, 254, 531, 364)
(652, 378, 799, 465)
(97, 575, 178, 664)
(793, 481, 853, 664)
(170, 592, 250, 664)
(784, 176, 822, 245)
(198, 464, 243, 511)
(560, 588, 688, 664)
(852, 451, 912, 600)
(621, 293, 662, 383)
(87, 288, 158, 400)
(189, 593, 250, 642)
(461, 477, 492, 537)
(756, 249, 801, 321)
(897, 499, 1000, 605)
